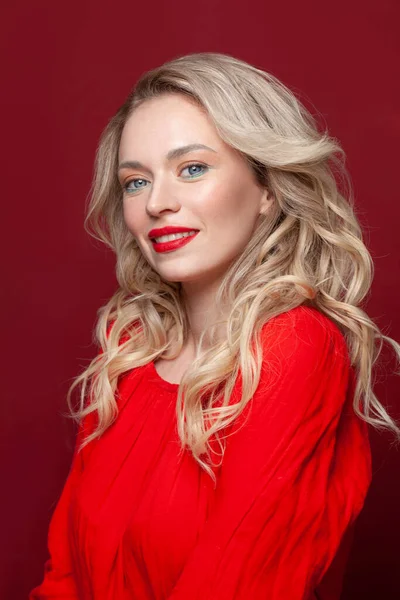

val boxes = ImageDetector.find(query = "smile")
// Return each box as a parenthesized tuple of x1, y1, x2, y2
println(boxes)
(151, 230, 199, 253)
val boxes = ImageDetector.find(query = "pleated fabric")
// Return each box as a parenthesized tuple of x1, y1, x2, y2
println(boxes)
(29, 306, 372, 599)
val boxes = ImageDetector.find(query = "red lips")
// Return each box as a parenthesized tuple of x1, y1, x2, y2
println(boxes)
(151, 231, 199, 253)
(148, 226, 199, 239)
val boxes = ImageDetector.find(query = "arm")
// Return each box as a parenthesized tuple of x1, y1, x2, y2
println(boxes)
(29, 412, 96, 599)
(167, 308, 372, 600)
(29, 319, 132, 598)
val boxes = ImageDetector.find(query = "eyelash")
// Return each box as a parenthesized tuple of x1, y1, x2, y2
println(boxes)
(122, 162, 209, 194)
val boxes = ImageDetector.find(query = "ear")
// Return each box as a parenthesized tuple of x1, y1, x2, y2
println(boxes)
(259, 187, 275, 216)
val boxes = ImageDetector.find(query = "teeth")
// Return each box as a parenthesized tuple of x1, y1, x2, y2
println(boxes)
(154, 231, 197, 243)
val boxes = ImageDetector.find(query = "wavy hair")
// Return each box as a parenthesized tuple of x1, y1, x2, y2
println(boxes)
(66, 52, 400, 483)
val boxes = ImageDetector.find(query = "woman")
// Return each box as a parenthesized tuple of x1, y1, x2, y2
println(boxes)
(30, 52, 400, 599)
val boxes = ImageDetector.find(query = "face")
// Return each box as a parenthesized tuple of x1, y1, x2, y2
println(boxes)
(118, 93, 273, 288)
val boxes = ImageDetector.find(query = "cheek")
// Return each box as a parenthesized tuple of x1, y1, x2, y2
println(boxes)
(203, 181, 249, 224)
(198, 180, 235, 221)
(123, 201, 141, 237)
(205, 184, 261, 249)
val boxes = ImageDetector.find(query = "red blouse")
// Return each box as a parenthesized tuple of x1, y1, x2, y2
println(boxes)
(29, 306, 372, 599)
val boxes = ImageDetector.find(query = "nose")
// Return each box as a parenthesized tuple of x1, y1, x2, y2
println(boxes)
(145, 177, 181, 217)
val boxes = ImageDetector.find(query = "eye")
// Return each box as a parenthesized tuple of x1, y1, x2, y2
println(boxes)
(122, 178, 148, 194)
(121, 162, 208, 195)
(180, 163, 209, 178)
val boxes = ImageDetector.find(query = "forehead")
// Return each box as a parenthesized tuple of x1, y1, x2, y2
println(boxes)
(119, 94, 221, 154)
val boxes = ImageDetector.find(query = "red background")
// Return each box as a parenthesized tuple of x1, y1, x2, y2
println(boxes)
(1, 1, 399, 598)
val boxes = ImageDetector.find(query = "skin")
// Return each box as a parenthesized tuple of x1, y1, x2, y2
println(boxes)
(118, 93, 274, 369)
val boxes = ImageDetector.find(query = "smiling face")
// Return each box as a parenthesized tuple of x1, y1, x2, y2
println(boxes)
(118, 93, 273, 287)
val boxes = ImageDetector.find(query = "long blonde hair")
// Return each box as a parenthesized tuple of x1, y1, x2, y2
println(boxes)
(66, 52, 400, 483)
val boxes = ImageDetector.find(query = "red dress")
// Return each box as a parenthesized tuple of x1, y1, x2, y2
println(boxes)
(29, 306, 372, 599)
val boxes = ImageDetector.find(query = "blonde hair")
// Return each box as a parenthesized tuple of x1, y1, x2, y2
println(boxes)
(66, 51, 400, 484)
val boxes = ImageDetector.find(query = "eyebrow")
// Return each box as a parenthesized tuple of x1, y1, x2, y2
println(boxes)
(118, 143, 217, 172)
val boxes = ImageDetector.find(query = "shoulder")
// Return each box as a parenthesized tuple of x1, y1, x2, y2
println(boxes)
(261, 305, 347, 346)
(260, 305, 350, 369)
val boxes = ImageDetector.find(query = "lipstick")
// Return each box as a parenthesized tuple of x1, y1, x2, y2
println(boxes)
(148, 226, 199, 238)
(151, 231, 199, 253)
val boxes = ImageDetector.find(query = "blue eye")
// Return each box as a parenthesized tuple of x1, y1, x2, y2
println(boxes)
(123, 178, 148, 193)
(122, 162, 208, 194)
(181, 163, 208, 178)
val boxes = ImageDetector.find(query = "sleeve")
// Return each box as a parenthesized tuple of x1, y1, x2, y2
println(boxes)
(29, 323, 116, 599)
(167, 308, 372, 600)
(29, 402, 97, 599)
